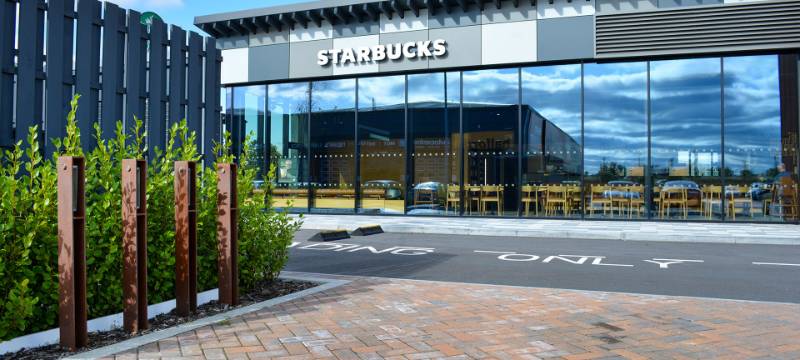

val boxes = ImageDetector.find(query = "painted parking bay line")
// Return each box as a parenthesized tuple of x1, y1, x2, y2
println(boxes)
(753, 262, 800, 267)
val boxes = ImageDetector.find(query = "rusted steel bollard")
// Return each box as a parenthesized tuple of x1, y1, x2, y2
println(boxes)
(57, 156, 88, 351)
(174, 161, 198, 316)
(217, 163, 239, 305)
(122, 159, 148, 333)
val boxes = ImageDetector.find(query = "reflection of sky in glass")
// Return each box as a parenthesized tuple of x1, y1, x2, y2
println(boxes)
(724, 55, 781, 176)
(584, 62, 647, 174)
(312, 79, 355, 111)
(237, 85, 265, 137)
(522, 64, 582, 140)
(651, 58, 721, 175)
(358, 75, 405, 109)
(268, 82, 308, 152)
(408, 73, 444, 104)
(463, 68, 518, 105)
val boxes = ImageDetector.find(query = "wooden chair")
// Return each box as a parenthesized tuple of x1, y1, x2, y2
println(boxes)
(588, 184, 611, 216)
(414, 188, 435, 206)
(467, 186, 482, 215)
(776, 178, 799, 221)
(521, 185, 540, 216)
(446, 185, 461, 215)
(727, 185, 753, 221)
(544, 185, 568, 216)
(480, 185, 503, 216)
(627, 185, 645, 218)
(701, 185, 722, 220)
(608, 184, 628, 217)
(660, 187, 688, 219)
(566, 186, 582, 215)
(763, 183, 774, 216)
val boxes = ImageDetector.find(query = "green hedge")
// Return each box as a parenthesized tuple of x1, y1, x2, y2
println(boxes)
(0, 95, 300, 341)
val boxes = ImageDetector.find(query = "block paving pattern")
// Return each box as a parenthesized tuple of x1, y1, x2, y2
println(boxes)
(105, 275, 800, 359)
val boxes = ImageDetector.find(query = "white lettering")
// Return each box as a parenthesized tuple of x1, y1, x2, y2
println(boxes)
(416, 40, 432, 57)
(391, 247, 435, 256)
(348, 246, 396, 254)
(330, 48, 342, 64)
(432, 39, 446, 56)
(591, 257, 634, 267)
(402, 42, 416, 58)
(301, 243, 357, 251)
(372, 45, 386, 61)
(543, 255, 591, 265)
(644, 259, 704, 269)
(387, 43, 403, 60)
(357, 47, 371, 63)
(317, 50, 329, 66)
(341, 48, 356, 64)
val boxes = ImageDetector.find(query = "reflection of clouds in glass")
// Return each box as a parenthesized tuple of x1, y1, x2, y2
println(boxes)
(244, 85, 265, 98)
(464, 68, 518, 105)
(408, 73, 445, 103)
(359, 75, 405, 107)
(522, 64, 581, 141)
(269, 82, 308, 114)
(724, 55, 781, 175)
(312, 79, 355, 111)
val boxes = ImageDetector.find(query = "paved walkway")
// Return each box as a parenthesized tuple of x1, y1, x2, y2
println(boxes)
(296, 214, 800, 245)
(107, 272, 800, 359)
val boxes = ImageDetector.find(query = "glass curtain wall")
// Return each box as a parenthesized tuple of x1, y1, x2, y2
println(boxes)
(650, 58, 722, 220)
(232, 86, 267, 182)
(268, 82, 310, 213)
(724, 55, 798, 222)
(310, 79, 357, 213)
(583, 62, 648, 219)
(406, 72, 461, 216)
(463, 69, 519, 216)
(521, 65, 582, 218)
(358, 75, 407, 214)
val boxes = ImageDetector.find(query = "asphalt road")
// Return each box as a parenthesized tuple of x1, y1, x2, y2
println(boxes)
(285, 229, 800, 303)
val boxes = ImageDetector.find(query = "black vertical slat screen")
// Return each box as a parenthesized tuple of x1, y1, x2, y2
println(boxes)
(100, 2, 125, 138)
(45, 0, 76, 156)
(0, 0, 221, 160)
(0, 1, 16, 148)
(203, 38, 221, 166)
(168, 26, 187, 131)
(187, 32, 203, 143)
(75, 0, 102, 151)
(16, 0, 46, 143)
(148, 19, 168, 158)
(125, 9, 147, 133)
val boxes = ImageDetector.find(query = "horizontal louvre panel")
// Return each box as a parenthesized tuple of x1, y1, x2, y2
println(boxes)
(595, 0, 800, 58)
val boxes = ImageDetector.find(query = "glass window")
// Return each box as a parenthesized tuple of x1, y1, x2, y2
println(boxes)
(310, 79, 356, 213)
(406, 72, 461, 216)
(232, 86, 267, 181)
(583, 62, 647, 219)
(724, 55, 797, 222)
(651, 58, 722, 220)
(358, 75, 406, 214)
(521, 64, 582, 218)
(463, 68, 519, 216)
(268, 82, 310, 213)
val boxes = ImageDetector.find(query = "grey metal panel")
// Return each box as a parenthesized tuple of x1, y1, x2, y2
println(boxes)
(250, 29, 290, 46)
(148, 20, 168, 158)
(428, 7, 482, 28)
(45, 0, 75, 156)
(658, 0, 722, 8)
(0, 0, 15, 147)
(219, 35, 249, 49)
(333, 22, 379, 37)
(289, 39, 334, 79)
(595, 0, 800, 58)
(428, 26, 482, 69)
(249, 44, 290, 82)
(16, 0, 45, 145)
(378, 30, 430, 72)
(204, 38, 222, 166)
(537, 16, 595, 61)
(75, 0, 102, 151)
(481, 2, 537, 23)
(596, 0, 658, 13)
(169, 26, 187, 130)
(125, 10, 148, 133)
(101, 2, 126, 138)
(195, 0, 385, 24)
(187, 32, 204, 141)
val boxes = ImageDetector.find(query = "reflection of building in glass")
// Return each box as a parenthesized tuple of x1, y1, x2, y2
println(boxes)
(521, 105, 581, 180)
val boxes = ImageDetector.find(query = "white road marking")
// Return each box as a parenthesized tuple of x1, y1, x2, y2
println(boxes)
(644, 259, 704, 269)
(753, 262, 800, 267)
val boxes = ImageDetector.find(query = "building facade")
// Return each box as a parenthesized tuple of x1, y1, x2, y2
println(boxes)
(196, 0, 800, 223)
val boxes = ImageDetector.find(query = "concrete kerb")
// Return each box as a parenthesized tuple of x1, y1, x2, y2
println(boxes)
(65, 273, 350, 360)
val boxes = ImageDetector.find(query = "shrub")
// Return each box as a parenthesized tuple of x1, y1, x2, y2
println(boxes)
(0, 95, 300, 341)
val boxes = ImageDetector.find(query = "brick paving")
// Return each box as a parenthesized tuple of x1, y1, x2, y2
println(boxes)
(105, 274, 800, 359)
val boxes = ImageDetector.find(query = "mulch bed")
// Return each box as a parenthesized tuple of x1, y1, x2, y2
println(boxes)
(2, 279, 316, 360)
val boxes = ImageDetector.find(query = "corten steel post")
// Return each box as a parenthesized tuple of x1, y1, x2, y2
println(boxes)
(217, 163, 239, 305)
(122, 159, 148, 333)
(174, 161, 198, 316)
(57, 157, 88, 351)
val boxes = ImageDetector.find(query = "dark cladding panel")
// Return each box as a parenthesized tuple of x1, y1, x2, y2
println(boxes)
(204, 38, 221, 166)
(169, 26, 187, 130)
(0, 0, 14, 147)
(149, 20, 168, 158)
(187, 32, 203, 143)
(75, 0, 102, 151)
(126, 10, 148, 133)
(101, 2, 126, 138)
(46, 0, 76, 156)
(16, 0, 45, 144)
